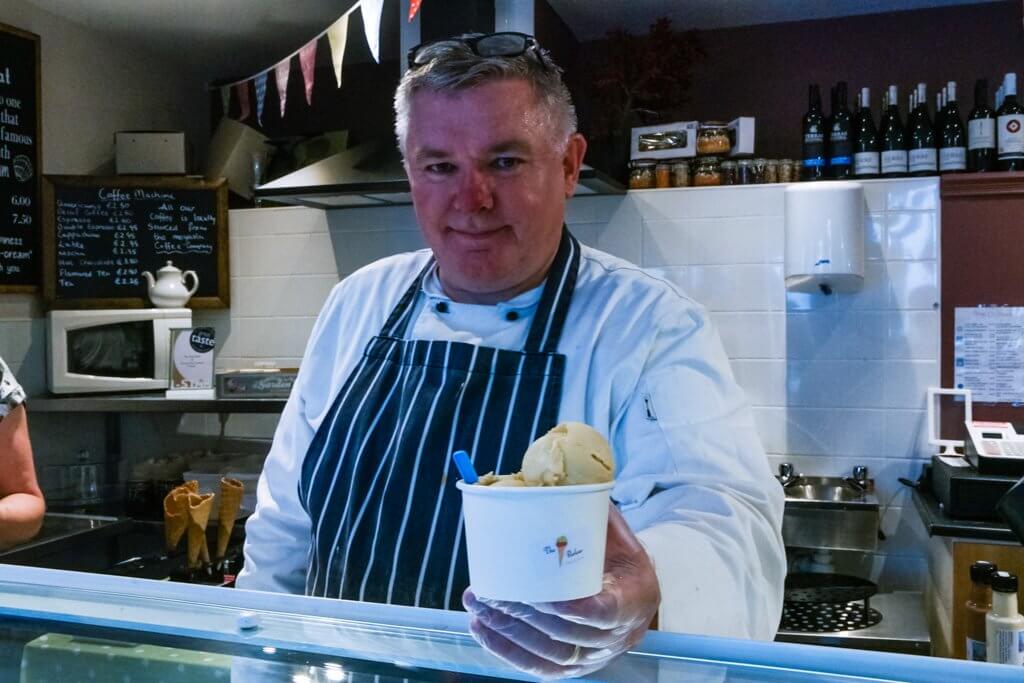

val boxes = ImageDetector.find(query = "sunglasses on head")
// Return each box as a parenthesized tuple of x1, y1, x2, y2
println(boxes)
(407, 32, 550, 72)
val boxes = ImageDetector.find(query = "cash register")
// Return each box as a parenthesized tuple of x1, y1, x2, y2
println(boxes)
(927, 388, 1024, 520)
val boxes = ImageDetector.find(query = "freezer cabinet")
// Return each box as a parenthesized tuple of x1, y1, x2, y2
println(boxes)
(0, 565, 1016, 682)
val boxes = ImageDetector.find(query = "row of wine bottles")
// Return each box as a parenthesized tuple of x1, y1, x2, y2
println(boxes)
(801, 74, 1023, 181)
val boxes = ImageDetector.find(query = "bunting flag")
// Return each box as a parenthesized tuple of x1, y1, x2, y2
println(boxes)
(211, 2, 373, 119)
(274, 59, 291, 118)
(327, 16, 349, 88)
(361, 0, 384, 63)
(219, 86, 231, 117)
(409, 0, 422, 22)
(299, 39, 318, 105)
(236, 81, 251, 121)
(254, 72, 268, 125)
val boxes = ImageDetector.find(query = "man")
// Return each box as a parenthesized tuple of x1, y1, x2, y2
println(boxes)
(0, 356, 45, 549)
(239, 32, 785, 679)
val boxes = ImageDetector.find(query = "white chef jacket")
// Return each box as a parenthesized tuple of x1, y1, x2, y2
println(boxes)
(238, 243, 786, 640)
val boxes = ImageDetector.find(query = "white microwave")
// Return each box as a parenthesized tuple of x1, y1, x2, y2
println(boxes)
(47, 308, 192, 394)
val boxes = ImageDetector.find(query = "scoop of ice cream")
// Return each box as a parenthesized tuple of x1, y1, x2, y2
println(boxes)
(478, 472, 527, 487)
(520, 422, 615, 486)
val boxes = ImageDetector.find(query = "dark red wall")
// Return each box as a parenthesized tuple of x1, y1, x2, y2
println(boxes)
(578, 1, 1024, 160)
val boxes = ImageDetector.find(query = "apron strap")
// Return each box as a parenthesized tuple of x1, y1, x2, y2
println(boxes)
(380, 258, 435, 339)
(524, 227, 581, 354)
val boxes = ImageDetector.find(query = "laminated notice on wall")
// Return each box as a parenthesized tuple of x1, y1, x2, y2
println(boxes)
(953, 307, 1024, 404)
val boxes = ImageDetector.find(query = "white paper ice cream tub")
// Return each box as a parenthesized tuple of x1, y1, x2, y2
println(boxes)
(456, 480, 613, 603)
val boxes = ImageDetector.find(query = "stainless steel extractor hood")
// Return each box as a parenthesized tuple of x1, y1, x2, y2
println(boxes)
(253, 138, 624, 209)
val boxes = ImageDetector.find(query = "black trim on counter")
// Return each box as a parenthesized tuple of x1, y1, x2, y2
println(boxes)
(911, 487, 1016, 543)
(27, 393, 286, 413)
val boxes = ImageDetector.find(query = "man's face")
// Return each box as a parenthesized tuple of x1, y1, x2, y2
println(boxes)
(404, 79, 586, 304)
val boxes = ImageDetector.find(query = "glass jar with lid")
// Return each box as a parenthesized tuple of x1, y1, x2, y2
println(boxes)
(669, 158, 690, 187)
(720, 160, 738, 185)
(655, 161, 672, 188)
(628, 159, 657, 190)
(764, 159, 780, 184)
(692, 156, 723, 187)
(736, 159, 755, 185)
(778, 159, 796, 183)
(752, 158, 768, 184)
(697, 122, 732, 156)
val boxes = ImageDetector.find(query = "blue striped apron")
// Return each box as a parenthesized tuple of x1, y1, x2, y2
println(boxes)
(298, 230, 580, 609)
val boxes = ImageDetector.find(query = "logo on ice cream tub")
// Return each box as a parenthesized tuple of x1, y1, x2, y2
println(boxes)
(546, 535, 583, 567)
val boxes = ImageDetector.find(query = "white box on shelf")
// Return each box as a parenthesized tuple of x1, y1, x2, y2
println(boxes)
(728, 117, 756, 157)
(630, 121, 698, 160)
(115, 130, 187, 174)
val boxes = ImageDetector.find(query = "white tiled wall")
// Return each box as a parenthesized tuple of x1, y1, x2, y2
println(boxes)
(625, 180, 939, 588)
(4, 178, 941, 589)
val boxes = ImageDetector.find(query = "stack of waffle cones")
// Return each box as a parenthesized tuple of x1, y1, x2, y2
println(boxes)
(162, 477, 245, 570)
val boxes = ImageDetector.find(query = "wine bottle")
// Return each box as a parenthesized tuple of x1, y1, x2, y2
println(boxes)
(909, 83, 938, 176)
(824, 85, 836, 174)
(940, 81, 967, 173)
(802, 84, 827, 181)
(936, 88, 946, 133)
(829, 82, 853, 178)
(968, 78, 996, 172)
(997, 72, 1024, 171)
(881, 85, 908, 177)
(905, 89, 917, 143)
(853, 87, 880, 178)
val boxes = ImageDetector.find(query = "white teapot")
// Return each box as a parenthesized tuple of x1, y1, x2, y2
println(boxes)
(142, 260, 199, 308)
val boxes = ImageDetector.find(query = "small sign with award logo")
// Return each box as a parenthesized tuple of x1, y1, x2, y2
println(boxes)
(166, 326, 216, 399)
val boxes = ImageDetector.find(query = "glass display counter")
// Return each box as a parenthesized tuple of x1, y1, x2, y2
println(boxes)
(0, 565, 1016, 682)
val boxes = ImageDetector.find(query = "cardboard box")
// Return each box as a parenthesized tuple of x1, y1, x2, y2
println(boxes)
(728, 117, 756, 157)
(630, 121, 698, 160)
(115, 130, 187, 174)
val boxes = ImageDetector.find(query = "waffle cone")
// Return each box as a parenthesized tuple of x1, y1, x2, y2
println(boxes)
(216, 477, 245, 559)
(163, 491, 189, 551)
(167, 480, 199, 500)
(186, 492, 214, 568)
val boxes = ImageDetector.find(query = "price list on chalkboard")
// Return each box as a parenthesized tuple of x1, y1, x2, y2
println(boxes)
(44, 176, 228, 308)
(55, 190, 141, 292)
(0, 24, 41, 289)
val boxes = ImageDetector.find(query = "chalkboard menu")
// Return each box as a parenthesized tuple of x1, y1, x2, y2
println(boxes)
(42, 176, 229, 309)
(0, 23, 41, 291)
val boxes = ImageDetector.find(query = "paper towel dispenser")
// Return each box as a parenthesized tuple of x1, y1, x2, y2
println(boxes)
(784, 181, 865, 295)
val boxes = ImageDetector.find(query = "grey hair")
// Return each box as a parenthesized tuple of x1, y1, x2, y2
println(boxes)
(394, 33, 577, 155)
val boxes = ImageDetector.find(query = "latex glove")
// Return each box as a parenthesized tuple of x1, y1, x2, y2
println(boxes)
(464, 504, 660, 680)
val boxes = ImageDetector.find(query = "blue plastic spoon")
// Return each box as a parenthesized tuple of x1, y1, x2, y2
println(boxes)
(452, 449, 478, 484)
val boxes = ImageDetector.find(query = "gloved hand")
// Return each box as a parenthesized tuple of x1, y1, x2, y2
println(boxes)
(464, 504, 660, 680)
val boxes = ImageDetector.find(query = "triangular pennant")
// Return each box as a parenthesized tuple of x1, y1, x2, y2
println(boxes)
(409, 0, 422, 22)
(299, 39, 318, 105)
(361, 0, 384, 63)
(219, 86, 231, 117)
(236, 81, 251, 122)
(274, 59, 291, 118)
(254, 72, 268, 125)
(327, 15, 349, 88)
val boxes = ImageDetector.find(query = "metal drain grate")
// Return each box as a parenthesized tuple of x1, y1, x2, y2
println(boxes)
(781, 601, 883, 632)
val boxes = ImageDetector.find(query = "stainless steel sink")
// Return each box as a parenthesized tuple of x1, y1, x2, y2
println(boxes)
(778, 467, 880, 552)
(784, 476, 876, 509)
